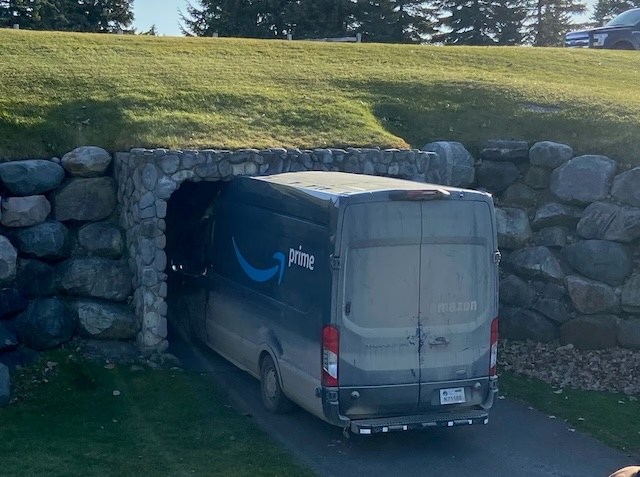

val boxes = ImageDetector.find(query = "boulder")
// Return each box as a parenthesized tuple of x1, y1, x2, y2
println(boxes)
(561, 315, 618, 350)
(0, 195, 51, 228)
(0, 347, 38, 370)
(0, 322, 18, 351)
(550, 155, 617, 205)
(565, 275, 620, 315)
(58, 258, 131, 301)
(74, 299, 139, 340)
(0, 288, 28, 320)
(14, 221, 70, 259)
(496, 208, 532, 249)
(0, 236, 17, 283)
(531, 298, 570, 324)
(508, 246, 564, 283)
(51, 177, 117, 222)
(533, 226, 569, 248)
(476, 160, 519, 193)
(16, 259, 58, 297)
(529, 141, 573, 169)
(499, 307, 559, 342)
(61, 146, 112, 177)
(10, 297, 76, 350)
(543, 282, 566, 299)
(611, 167, 640, 208)
(577, 202, 640, 243)
(0, 363, 9, 407)
(501, 183, 536, 208)
(524, 167, 551, 190)
(532, 202, 583, 230)
(622, 275, 640, 314)
(499, 274, 537, 307)
(77, 222, 123, 258)
(563, 240, 632, 286)
(617, 319, 640, 349)
(421, 141, 474, 187)
(0, 160, 65, 196)
(479, 140, 529, 162)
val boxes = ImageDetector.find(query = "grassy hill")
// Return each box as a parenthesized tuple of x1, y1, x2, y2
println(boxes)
(1, 29, 640, 164)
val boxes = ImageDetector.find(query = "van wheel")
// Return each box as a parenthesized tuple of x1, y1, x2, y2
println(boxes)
(260, 355, 294, 414)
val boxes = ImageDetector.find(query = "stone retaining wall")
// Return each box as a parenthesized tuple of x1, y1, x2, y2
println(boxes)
(2, 139, 639, 406)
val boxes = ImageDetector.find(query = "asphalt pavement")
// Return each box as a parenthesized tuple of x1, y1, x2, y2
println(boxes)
(167, 323, 637, 477)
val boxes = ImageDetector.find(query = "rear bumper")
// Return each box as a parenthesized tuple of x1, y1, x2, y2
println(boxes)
(350, 409, 489, 435)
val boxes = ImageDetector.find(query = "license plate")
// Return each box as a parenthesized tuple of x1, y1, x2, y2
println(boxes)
(439, 387, 466, 405)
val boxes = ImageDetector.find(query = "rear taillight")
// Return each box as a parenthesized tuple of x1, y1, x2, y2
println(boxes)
(489, 318, 498, 377)
(322, 325, 339, 387)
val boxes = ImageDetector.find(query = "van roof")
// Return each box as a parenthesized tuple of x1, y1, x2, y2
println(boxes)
(252, 171, 479, 200)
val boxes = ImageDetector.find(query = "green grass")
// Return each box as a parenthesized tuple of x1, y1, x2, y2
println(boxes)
(500, 371, 640, 454)
(0, 350, 314, 477)
(2, 30, 640, 164)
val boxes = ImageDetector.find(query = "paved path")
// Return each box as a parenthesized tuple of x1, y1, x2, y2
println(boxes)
(168, 327, 636, 477)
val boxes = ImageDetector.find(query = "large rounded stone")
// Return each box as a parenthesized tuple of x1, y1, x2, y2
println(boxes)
(577, 202, 640, 243)
(550, 155, 617, 205)
(476, 160, 519, 193)
(0, 363, 9, 407)
(533, 226, 569, 248)
(74, 299, 139, 340)
(77, 222, 123, 258)
(622, 275, 640, 314)
(531, 298, 570, 324)
(479, 140, 529, 162)
(560, 315, 618, 350)
(0, 195, 51, 228)
(499, 307, 559, 342)
(0, 236, 17, 283)
(508, 246, 564, 283)
(61, 146, 112, 177)
(14, 221, 71, 259)
(565, 275, 620, 315)
(499, 274, 537, 307)
(501, 183, 536, 208)
(611, 167, 640, 208)
(0, 288, 28, 320)
(496, 208, 532, 249)
(421, 141, 474, 187)
(617, 319, 640, 349)
(524, 166, 551, 190)
(0, 322, 18, 351)
(532, 202, 583, 230)
(0, 160, 65, 196)
(529, 141, 573, 169)
(16, 259, 58, 297)
(10, 297, 76, 350)
(51, 177, 117, 222)
(563, 240, 632, 286)
(57, 258, 132, 302)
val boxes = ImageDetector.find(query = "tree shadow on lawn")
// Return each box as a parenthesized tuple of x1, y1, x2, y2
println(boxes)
(344, 79, 640, 162)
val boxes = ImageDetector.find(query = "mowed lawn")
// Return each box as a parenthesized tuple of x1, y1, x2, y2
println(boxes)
(1, 29, 640, 163)
(0, 352, 314, 477)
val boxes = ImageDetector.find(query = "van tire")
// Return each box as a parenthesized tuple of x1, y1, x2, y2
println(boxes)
(260, 355, 294, 414)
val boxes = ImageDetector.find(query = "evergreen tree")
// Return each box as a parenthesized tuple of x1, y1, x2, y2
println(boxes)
(493, 0, 529, 45)
(592, 0, 640, 24)
(527, 0, 586, 46)
(356, 0, 436, 43)
(434, 0, 498, 45)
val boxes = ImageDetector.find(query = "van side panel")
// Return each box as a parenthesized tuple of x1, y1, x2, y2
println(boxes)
(206, 192, 333, 418)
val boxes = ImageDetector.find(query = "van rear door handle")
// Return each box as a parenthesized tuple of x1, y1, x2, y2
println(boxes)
(429, 337, 450, 346)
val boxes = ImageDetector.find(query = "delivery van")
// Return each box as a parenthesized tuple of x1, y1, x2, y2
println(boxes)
(172, 171, 500, 435)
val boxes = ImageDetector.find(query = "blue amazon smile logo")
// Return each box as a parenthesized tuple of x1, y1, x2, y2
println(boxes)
(232, 237, 286, 285)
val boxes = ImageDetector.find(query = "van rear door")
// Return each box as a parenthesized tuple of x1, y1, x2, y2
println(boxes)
(417, 199, 497, 411)
(338, 201, 422, 418)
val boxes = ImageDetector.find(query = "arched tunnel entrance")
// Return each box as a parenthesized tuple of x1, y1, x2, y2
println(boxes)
(164, 180, 226, 343)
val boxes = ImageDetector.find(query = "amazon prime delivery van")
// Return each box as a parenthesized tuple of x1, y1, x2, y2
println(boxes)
(172, 171, 500, 435)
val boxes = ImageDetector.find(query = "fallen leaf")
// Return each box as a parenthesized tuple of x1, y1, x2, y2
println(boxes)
(113, 390, 121, 396)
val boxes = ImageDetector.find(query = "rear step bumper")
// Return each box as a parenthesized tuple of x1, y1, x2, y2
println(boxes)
(350, 409, 489, 435)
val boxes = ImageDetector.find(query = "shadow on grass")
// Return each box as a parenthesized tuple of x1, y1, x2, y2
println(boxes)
(343, 79, 640, 163)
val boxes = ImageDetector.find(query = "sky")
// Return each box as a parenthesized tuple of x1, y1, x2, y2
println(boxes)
(132, 0, 597, 37)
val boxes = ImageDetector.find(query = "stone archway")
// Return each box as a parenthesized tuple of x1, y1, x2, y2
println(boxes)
(114, 146, 454, 352)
